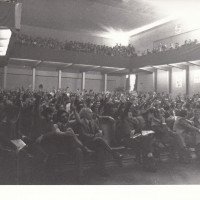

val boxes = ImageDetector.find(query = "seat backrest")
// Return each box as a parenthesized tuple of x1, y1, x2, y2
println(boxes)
(98, 116, 116, 146)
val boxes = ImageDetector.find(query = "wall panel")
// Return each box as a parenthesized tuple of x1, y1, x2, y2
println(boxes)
(7, 74, 32, 89)
(0, 67, 3, 88)
(61, 77, 82, 92)
(137, 73, 154, 92)
(3, 64, 126, 92)
(157, 69, 169, 93)
(107, 80, 116, 92)
(6, 65, 32, 89)
(85, 79, 101, 92)
(171, 68, 186, 96)
(189, 65, 200, 95)
(35, 69, 58, 91)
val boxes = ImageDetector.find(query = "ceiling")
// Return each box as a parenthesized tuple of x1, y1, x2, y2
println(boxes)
(137, 60, 200, 73)
(20, 0, 170, 35)
(10, 58, 200, 75)
(8, 58, 128, 75)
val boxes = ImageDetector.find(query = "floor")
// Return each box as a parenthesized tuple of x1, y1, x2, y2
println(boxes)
(1, 152, 200, 185)
(75, 160, 200, 185)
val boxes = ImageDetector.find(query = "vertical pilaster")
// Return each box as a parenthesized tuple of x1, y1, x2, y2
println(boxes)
(186, 66, 190, 96)
(154, 69, 157, 92)
(32, 67, 36, 91)
(3, 65, 7, 89)
(104, 73, 107, 92)
(168, 68, 172, 94)
(82, 72, 86, 90)
(58, 69, 62, 89)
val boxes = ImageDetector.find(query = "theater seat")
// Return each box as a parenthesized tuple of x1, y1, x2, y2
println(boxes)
(98, 116, 125, 151)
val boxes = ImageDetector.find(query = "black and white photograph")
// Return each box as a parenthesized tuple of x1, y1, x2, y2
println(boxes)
(1, 1, 200, 196)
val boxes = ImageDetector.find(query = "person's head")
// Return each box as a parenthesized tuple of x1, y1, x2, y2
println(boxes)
(41, 107, 54, 121)
(57, 110, 69, 123)
(79, 108, 93, 120)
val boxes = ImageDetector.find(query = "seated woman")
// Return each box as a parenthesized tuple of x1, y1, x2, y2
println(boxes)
(78, 107, 123, 177)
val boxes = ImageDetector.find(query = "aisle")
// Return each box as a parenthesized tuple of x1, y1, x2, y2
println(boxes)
(83, 161, 200, 185)
(39, 160, 200, 185)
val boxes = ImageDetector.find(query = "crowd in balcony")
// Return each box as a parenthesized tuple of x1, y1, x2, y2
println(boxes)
(15, 34, 137, 57)
(141, 38, 199, 56)
(0, 0, 18, 3)
(15, 33, 199, 58)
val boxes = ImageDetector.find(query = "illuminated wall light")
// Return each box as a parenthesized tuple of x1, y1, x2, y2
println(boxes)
(130, 74, 136, 91)
(0, 28, 12, 56)
(93, 0, 200, 46)
(95, 15, 176, 46)
(94, 26, 130, 46)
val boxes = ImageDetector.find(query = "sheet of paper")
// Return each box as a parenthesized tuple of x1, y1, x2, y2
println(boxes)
(10, 139, 26, 151)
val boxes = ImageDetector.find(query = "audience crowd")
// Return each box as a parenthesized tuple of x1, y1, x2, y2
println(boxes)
(1, 86, 200, 182)
(143, 39, 199, 56)
(0, 0, 17, 3)
(15, 33, 199, 57)
(15, 34, 137, 57)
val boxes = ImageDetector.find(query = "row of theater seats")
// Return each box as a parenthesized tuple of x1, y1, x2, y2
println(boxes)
(0, 115, 157, 184)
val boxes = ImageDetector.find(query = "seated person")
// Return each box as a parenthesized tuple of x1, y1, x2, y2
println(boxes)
(31, 105, 92, 182)
(190, 107, 200, 128)
(0, 103, 14, 151)
(0, 100, 22, 150)
(173, 109, 200, 162)
(145, 107, 189, 161)
(188, 107, 200, 147)
(54, 108, 93, 154)
(78, 107, 123, 176)
(115, 102, 156, 171)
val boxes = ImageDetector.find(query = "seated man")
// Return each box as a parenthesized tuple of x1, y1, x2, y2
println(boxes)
(173, 110, 200, 162)
(145, 107, 190, 163)
(116, 107, 156, 172)
(53, 108, 93, 154)
(190, 107, 200, 157)
(78, 107, 123, 177)
(190, 107, 200, 129)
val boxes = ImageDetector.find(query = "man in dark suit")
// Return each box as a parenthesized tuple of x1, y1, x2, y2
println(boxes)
(78, 107, 122, 176)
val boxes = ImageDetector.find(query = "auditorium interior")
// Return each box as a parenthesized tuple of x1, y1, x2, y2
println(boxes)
(2, 0, 200, 190)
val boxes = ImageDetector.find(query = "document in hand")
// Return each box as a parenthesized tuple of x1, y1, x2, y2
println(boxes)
(10, 139, 26, 151)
